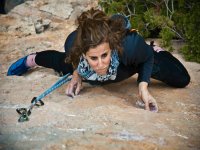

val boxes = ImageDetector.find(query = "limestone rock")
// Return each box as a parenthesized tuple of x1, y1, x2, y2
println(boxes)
(34, 18, 51, 33)
(3, 0, 32, 13)
(7, 16, 35, 36)
(39, 2, 73, 19)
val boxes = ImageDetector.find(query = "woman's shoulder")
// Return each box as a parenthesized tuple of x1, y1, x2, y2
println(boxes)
(121, 29, 151, 59)
(123, 29, 147, 48)
(120, 30, 140, 62)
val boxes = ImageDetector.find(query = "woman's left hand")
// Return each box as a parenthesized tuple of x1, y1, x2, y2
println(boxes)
(138, 82, 158, 112)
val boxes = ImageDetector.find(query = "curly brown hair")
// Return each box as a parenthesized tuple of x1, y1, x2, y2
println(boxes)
(66, 8, 127, 68)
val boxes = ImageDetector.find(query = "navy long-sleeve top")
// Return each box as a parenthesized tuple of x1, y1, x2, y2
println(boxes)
(120, 31, 154, 83)
(64, 30, 154, 84)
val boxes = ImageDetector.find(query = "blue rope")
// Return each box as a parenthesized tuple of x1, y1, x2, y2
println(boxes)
(16, 73, 72, 122)
(31, 73, 71, 106)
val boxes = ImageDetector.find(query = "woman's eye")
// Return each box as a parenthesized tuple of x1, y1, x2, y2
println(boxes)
(102, 53, 108, 58)
(90, 57, 97, 61)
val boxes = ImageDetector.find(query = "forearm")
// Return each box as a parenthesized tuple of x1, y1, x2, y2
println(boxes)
(137, 46, 154, 84)
(138, 81, 148, 95)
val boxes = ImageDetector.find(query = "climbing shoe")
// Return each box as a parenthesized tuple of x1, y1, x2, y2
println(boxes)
(7, 55, 29, 76)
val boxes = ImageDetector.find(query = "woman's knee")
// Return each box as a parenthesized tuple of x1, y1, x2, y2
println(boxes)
(168, 73, 190, 88)
(154, 51, 191, 88)
(180, 73, 191, 87)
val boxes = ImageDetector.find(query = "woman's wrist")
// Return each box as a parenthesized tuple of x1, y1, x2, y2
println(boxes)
(72, 70, 82, 81)
(138, 82, 148, 91)
(73, 70, 79, 77)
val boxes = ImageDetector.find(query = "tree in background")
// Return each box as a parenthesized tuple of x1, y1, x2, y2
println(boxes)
(99, 0, 200, 63)
(180, 2, 200, 62)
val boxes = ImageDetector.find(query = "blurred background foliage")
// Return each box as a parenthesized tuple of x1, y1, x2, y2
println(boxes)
(98, 0, 200, 63)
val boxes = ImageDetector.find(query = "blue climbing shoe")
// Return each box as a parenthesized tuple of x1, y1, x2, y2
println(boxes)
(7, 55, 29, 76)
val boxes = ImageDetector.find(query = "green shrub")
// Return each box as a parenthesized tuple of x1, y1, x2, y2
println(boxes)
(159, 27, 175, 48)
(180, 3, 200, 63)
(98, 0, 200, 63)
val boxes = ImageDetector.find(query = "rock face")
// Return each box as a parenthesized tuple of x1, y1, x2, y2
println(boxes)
(40, 2, 73, 19)
(0, 0, 200, 150)
(2, 0, 30, 13)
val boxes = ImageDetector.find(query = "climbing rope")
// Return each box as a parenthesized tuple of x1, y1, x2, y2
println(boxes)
(16, 73, 72, 122)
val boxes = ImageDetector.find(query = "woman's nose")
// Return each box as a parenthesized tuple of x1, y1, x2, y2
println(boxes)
(97, 58, 103, 68)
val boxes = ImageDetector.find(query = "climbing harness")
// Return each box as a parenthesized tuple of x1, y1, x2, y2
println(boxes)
(16, 73, 72, 122)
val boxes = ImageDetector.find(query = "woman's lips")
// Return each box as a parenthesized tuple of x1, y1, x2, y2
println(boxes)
(96, 67, 108, 75)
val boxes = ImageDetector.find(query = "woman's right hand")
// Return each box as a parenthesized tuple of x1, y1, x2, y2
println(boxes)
(65, 70, 82, 98)
(138, 82, 158, 112)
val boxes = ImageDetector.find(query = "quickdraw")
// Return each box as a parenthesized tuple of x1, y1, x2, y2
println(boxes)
(16, 73, 72, 122)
